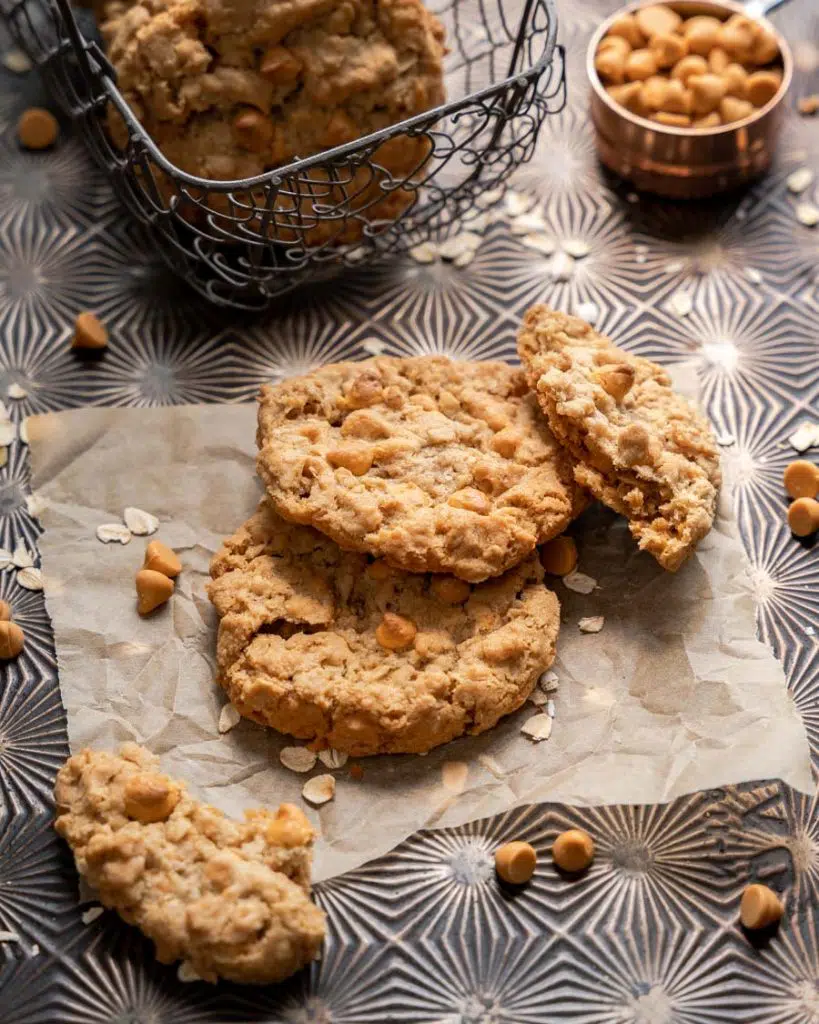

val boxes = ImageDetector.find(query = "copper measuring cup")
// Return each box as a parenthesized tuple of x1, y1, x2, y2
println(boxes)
(587, 0, 793, 198)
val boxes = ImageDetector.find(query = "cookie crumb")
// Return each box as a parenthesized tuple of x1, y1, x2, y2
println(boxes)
(302, 774, 335, 806)
(81, 906, 104, 925)
(280, 747, 318, 773)
(218, 703, 241, 734)
(177, 961, 203, 983)
(520, 713, 553, 742)
(17, 107, 58, 150)
(579, 616, 605, 634)
(528, 688, 549, 707)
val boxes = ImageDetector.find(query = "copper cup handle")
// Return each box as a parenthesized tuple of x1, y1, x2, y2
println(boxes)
(743, 0, 789, 16)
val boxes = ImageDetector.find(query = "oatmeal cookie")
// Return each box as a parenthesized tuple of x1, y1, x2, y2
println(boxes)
(54, 744, 325, 984)
(256, 356, 583, 582)
(518, 305, 720, 572)
(207, 499, 560, 756)
(100, 0, 446, 242)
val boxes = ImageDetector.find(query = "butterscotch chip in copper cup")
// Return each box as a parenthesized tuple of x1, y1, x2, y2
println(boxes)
(72, 312, 108, 351)
(17, 107, 58, 150)
(784, 460, 819, 500)
(495, 841, 537, 884)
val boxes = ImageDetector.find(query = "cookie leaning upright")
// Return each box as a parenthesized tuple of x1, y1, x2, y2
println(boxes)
(207, 499, 560, 756)
(54, 744, 325, 984)
(517, 305, 720, 572)
(256, 356, 583, 582)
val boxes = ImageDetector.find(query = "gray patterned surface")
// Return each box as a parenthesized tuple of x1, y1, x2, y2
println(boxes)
(0, 0, 818, 1019)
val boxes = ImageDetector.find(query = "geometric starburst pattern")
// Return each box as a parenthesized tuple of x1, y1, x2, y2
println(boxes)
(2, 0, 819, 1014)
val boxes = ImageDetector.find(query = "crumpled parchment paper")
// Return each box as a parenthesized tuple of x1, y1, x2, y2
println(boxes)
(29, 396, 813, 880)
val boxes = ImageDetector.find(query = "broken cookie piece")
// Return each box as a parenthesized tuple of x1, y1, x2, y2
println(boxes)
(207, 498, 560, 756)
(54, 744, 325, 984)
(518, 305, 720, 572)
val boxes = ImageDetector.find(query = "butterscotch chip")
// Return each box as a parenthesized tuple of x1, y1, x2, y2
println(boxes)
(798, 95, 819, 116)
(607, 82, 646, 115)
(495, 841, 537, 885)
(606, 14, 645, 49)
(721, 63, 749, 100)
(256, 357, 583, 582)
(595, 47, 627, 84)
(708, 47, 730, 73)
(693, 112, 721, 128)
(144, 540, 182, 578)
(540, 536, 578, 577)
(17, 107, 58, 149)
(72, 312, 108, 351)
(625, 48, 658, 82)
(747, 70, 781, 107)
(552, 829, 595, 873)
(259, 46, 302, 83)
(54, 744, 325, 983)
(740, 883, 783, 930)
(0, 621, 24, 659)
(232, 108, 274, 153)
(0, 600, 10, 621)
(671, 54, 708, 84)
(688, 74, 727, 116)
(136, 568, 174, 614)
(664, 79, 692, 115)
(518, 306, 720, 572)
(784, 460, 819, 499)
(718, 15, 757, 62)
(640, 75, 670, 111)
(649, 32, 687, 69)
(682, 16, 722, 56)
(788, 497, 819, 537)
(720, 96, 754, 122)
(635, 5, 681, 39)
(206, 500, 560, 756)
(752, 28, 779, 65)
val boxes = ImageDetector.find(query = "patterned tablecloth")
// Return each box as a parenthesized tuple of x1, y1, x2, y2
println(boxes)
(1, 0, 818, 1019)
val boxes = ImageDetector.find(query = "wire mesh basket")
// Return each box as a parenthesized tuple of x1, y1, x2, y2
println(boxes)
(2, 0, 565, 308)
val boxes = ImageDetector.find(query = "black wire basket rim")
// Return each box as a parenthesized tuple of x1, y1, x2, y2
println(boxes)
(63, 0, 558, 193)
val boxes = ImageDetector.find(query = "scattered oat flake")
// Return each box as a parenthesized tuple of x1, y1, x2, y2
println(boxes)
(668, 290, 693, 317)
(522, 233, 556, 255)
(745, 267, 763, 284)
(787, 168, 814, 194)
(442, 761, 469, 793)
(17, 567, 43, 591)
(528, 688, 549, 707)
(453, 248, 476, 269)
(467, 212, 488, 233)
(477, 187, 504, 209)
(438, 232, 481, 261)
(521, 713, 553, 742)
(796, 202, 819, 227)
(280, 747, 317, 773)
(6, 383, 26, 400)
(359, 338, 385, 357)
(805, 625, 816, 637)
(663, 260, 685, 274)
(579, 616, 605, 634)
(0, 422, 16, 446)
(563, 571, 597, 595)
(788, 422, 819, 452)
(18, 419, 29, 444)
(574, 301, 600, 324)
(504, 191, 533, 216)
(635, 254, 647, 265)
(318, 748, 348, 770)
(0, 549, 11, 571)
(81, 906, 104, 925)
(562, 238, 591, 258)
(26, 493, 46, 519)
(549, 251, 574, 282)
(3, 49, 32, 73)
(546, 699, 556, 718)
(0, 930, 20, 942)
(715, 432, 735, 446)
(12, 544, 33, 568)
(302, 773, 336, 806)
(218, 703, 241, 734)
(123, 506, 159, 536)
(635, 244, 649, 254)
(96, 523, 132, 545)
(28, 943, 39, 957)
(538, 669, 559, 693)
(511, 210, 546, 235)
(477, 753, 504, 778)
(178, 962, 202, 983)
(409, 241, 438, 264)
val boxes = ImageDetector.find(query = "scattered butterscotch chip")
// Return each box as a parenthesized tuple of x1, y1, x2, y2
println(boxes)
(143, 540, 181, 578)
(788, 497, 819, 537)
(784, 460, 819, 500)
(540, 536, 578, 576)
(0, 599, 10, 621)
(72, 312, 108, 351)
(798, 94, 819, 116)
(0, 620, 25, 659)
(552, 829, 595, 873)
(740, 883, 783, 930)
(375, 611, 417, 651)
(123, 772, 181, 823)
(135, 568, 174, 615)
(495, 841, 537, 885)
(17, 107, 58, 150)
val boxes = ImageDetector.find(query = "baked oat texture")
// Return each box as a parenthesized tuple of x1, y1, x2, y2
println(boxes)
(207, 499, 560, 756)
(100, 0, 446, 241)
(517, 305, 721, 572)
(54, 744, 325, 984)
(256, 356, 584, 582)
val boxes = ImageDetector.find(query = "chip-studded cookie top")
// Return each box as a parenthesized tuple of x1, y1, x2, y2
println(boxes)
(207, 499, 560, 756)
(256, 356, 583, 581)
(54, 744, 325, 984)
(517, 305, 720, 572)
